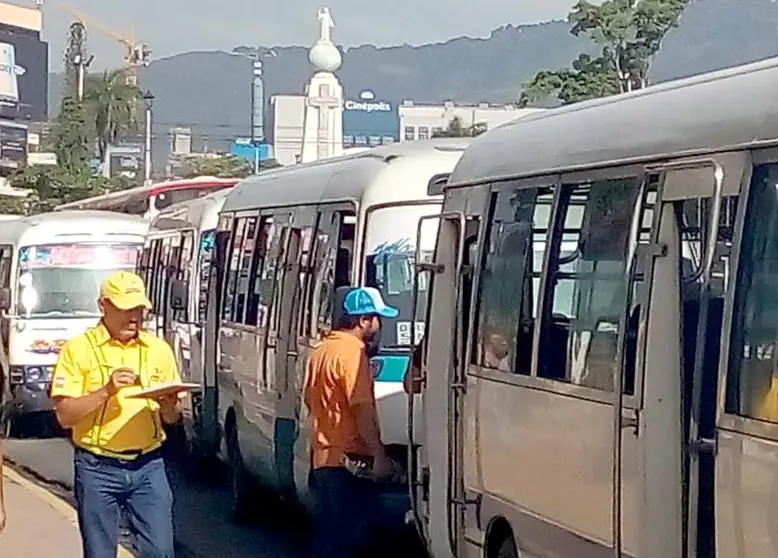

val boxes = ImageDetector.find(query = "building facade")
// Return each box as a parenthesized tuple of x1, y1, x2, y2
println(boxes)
(0, 2, 48, 176)
(398, 101, 542, 141)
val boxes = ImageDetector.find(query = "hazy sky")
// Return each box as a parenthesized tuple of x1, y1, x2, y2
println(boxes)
(36, 0, 585, 70)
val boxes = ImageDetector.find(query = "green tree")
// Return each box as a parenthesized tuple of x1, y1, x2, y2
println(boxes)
(84, 69, 142, 169)
(181, 154, 280, 179)
(520, 0, 688, 106)
(432, 116, 488, 138)
(7, 165, 121, 214)
(0, 195, 27, 215)
(49, 96, 93, 173)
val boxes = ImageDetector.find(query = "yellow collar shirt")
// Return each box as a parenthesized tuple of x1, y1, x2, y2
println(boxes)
(50, 323, 181, 458)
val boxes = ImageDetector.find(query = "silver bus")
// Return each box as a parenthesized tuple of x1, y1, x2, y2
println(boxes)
(138, 189, 229, 454)
(208, 140, 469, 525)
(414, 57, 778, 557)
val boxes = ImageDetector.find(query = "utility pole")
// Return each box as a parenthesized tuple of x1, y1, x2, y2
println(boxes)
(142, 90, 154, 186)
(73, 53, 93, 102)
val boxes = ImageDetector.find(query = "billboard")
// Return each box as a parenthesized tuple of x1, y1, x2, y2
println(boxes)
(342, 90, 399, 148)
(0, 26, 48, 121)
(0, 118, 26, 171)
(230, 139, 271, 162)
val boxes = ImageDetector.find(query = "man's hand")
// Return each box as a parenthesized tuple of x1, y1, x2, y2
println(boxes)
(105, 367, 138, 396)
(156, 394, 182, 424)
(371, 449, 391, 479)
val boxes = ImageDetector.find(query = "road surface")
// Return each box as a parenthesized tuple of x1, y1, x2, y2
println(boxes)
(5, 430, 426, 558)
(4, 436, 309, 558)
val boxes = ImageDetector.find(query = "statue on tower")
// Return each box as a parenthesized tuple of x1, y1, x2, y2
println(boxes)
(318, 8, 334, 44)
(309, 6, 341, 73)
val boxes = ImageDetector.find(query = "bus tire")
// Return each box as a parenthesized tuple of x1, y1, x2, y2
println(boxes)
(496, 538, 519, 558)
(226, 420, 255, 524)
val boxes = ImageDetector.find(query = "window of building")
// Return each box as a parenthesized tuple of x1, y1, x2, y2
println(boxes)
(432, 127, 444, 138)
(536, 178, 645, 394)
(404, 126, 415, 141)
(418, 127, 430, 140)
(472, 186, 553, 373)
(727, 163, 778, 422)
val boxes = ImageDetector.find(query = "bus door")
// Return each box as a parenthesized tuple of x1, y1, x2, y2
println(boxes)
(269, 206, 316, 498)
(207, 214, 233, 456)
(413, 186, 477, 557)
(290, 206, 355, 502)
(634, 155, 742, 558)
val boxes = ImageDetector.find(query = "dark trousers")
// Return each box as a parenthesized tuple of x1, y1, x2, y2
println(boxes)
(311, 466, 378, 558)
(73, 447, 175, 558)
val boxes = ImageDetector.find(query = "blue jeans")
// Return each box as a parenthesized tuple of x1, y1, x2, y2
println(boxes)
(311, 466, 377, 558)
(73, 448, 175, 558)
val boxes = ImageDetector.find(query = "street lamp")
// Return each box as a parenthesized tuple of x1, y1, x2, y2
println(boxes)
(142, 90, 154, 186)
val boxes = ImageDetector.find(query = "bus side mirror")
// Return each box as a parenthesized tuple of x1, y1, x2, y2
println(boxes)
(0, 287, 10, 311)
(169, 280, 187, 312)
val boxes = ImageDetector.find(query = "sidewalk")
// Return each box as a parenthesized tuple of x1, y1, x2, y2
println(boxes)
(0, 467, 132, 557)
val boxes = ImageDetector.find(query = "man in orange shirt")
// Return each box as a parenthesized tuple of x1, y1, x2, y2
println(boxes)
(304, 286, 398, 558)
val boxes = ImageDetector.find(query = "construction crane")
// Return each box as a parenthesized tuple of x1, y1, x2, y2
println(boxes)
(56, 3, 150, 87)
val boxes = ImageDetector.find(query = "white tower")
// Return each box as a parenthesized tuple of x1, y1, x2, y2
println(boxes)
(300, 8, 344, 163)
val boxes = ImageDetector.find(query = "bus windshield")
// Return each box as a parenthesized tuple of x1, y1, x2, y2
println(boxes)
(364, 203, 440, 347)
(16, 244, 140, 318)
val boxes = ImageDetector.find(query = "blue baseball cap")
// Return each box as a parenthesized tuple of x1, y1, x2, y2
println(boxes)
(342, 287, 399, 319)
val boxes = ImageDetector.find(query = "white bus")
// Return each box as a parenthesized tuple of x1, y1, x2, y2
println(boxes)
(206, 140, 469, 526)
(138, 189, 229, 456)
(414, 56, 778, 558)
(0, 210, 149, 435)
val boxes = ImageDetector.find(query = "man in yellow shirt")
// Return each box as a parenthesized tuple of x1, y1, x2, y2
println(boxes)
(50, 271, 182, 558)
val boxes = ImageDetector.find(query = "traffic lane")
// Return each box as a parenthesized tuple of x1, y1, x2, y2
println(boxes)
(4, 437, 308, 558)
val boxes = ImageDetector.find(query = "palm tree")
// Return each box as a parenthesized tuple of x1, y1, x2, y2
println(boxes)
(432, 116, 488, 138)
(84, 69, 141, 170)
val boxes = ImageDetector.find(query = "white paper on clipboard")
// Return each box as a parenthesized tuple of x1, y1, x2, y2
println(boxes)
(125, 382, 201, 399)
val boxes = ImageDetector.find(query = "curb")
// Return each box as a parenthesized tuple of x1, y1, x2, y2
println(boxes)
(3, 467, 135, 558)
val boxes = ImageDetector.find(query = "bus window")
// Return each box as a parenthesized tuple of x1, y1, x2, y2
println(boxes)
(313, 209, 355, 334)
(727, 163, 778, 422)
(472, 186, 553, 374)
(223, 216, 257, 323)
(0, 245, 12, 288)
(145, 239, 164, 309)
(197, 230, 216, 323)
(363, 204, 439, 347)
(536, 178, 641, 393)
(248, 217, 273, 327)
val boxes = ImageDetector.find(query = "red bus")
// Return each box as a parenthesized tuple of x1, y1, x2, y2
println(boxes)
(55, 177, 239, 219)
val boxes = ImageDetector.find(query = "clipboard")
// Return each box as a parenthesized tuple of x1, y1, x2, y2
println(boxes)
(125, 382, 201, 399)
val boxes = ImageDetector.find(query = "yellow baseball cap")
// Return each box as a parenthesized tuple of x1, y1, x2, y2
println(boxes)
(99, 271, 152, 310)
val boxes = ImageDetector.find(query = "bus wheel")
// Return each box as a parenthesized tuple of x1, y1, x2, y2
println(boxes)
(496, 537, 518, 558)
(227, 423, 255, 524)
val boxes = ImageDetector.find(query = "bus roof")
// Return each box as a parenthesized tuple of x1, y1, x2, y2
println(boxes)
(150, 188, 229, 233)
(223, 139, 472, 213)
(54, 177, 238, 211)
(449, 56, 778, 187)
(0, 210, 150, 246)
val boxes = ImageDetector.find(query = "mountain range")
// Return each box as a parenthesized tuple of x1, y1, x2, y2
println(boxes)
(46, 0, 778, 154)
